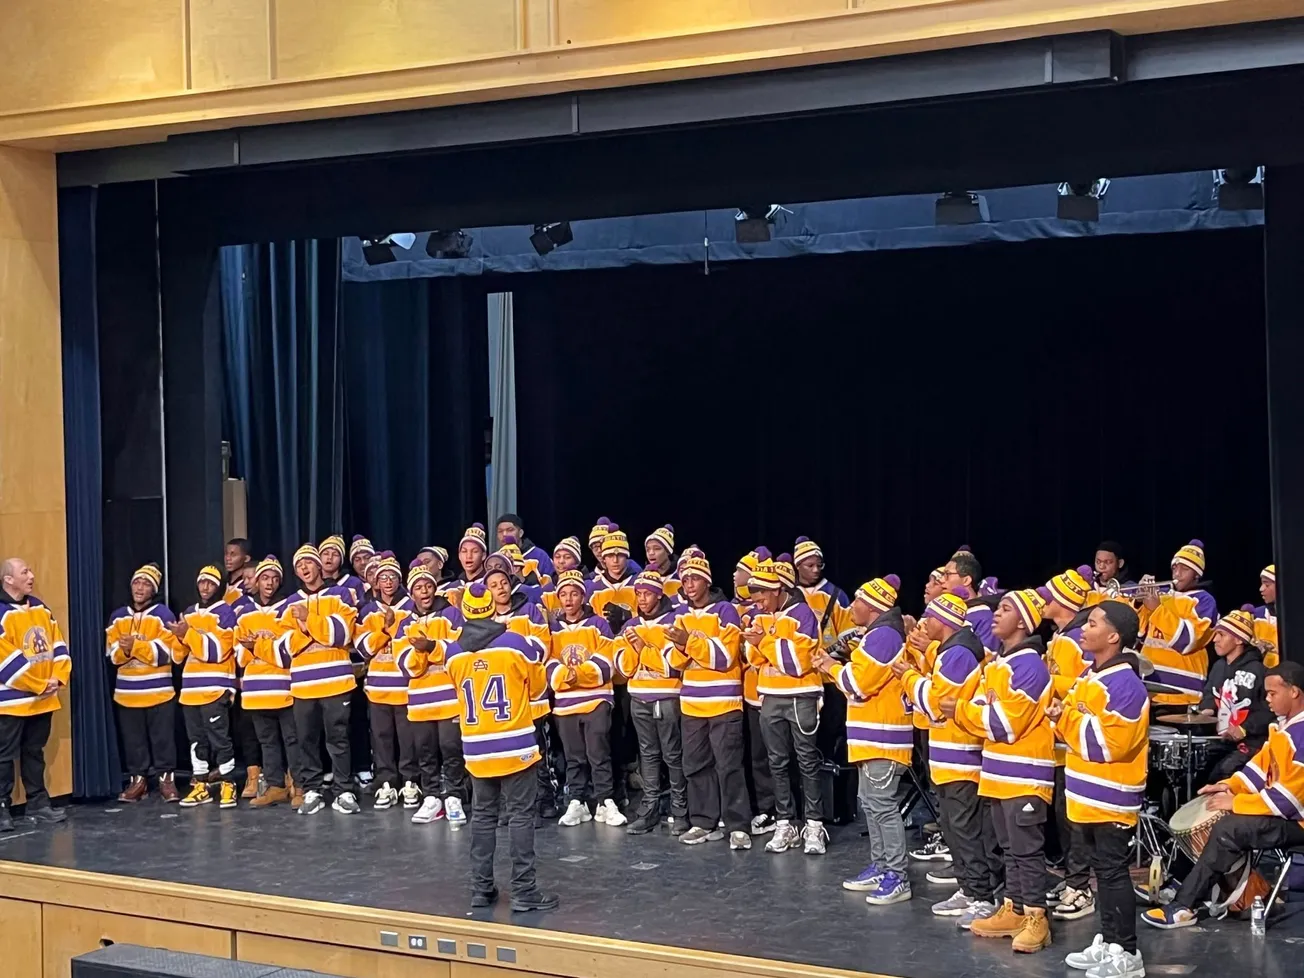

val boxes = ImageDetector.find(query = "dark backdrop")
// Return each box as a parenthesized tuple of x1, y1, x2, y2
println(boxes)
(514, 228, 1271, 613)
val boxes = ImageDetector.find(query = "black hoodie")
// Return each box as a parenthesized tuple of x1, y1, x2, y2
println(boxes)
(1199, 645, 1273, 748)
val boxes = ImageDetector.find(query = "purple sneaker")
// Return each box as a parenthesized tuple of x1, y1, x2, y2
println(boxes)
(865, 871, 913, 906)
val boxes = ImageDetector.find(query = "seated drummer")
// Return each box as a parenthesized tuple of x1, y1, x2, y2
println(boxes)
(1143, 661, 1304, 929)
(1196, 607, 1273, 786)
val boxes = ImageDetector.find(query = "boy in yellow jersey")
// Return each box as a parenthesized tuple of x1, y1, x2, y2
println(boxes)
(348, 535, 375, 580)
(613, 569, 688, 835)
(450, 523, 490, 604)
(1138, 539, 1218, 706)
(734, 548, 777, 836)
(223, 538, 253, 604)
(1253, 563, 1278, 668)
(0, 557, 71, 831)
(642, 525, 681, 599)
(1053, 601, 1148, 978)
(793, 536, 851, 651)
(107, 564, 181, 803)
(235, 556, 300, 809)
(947, 589, 1054, 953)
(171, 566, 240, 809)
(281, 544, 359, 816)
(445, 582, 558, 912)
(745, 559, 828, 855)
(540, 537, 584, 616)
(814, 575, 910, 904)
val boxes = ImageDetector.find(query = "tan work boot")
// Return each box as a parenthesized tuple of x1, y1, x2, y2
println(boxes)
(1011, 908, 1052, 953)
(971, 898, 1026, 939)
(290, 786, 305, 809)
(250, 785, 290, 809)
(242, 766, 262, 799)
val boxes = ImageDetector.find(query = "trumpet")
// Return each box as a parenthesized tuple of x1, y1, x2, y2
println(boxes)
(1100, 577, 1212, 602)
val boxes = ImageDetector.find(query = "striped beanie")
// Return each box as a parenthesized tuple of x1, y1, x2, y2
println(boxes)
(375, 551, 402, 579)
(498, 536, 525, 568)
(407, 558, 435, 590)
(483, 553, 513, 578)
(924, 590, 969, 630)
(749, 560, 782, 592)
(349, 535, 375, 560)
(1215, 605, 1256, 644)
(634, 569, 666, 595)
(1046, 565, 1093, 611)
(589, 517, 613, 546)
(461, 582, 494, 620)
(677, 545, 704, 571)
(196, 565, 223, 588)
(460, 523, 488, 552)
(254, 556, 283, 581)
(1005, 588, 1045, 633)
(855, 575, 901, 613)
(1172, 539, 1206, 576)
(929, 566, 946, 584)
(556, 569, 587, 595)
(774, 553, 797, 589)
(681, 554, 713, 585)
(736, 549, 762, 575)
(132, 563, 163, 590)
(1262, 563, 1276, 583)
(424, 545, 449, 565)
(793, 536, 823, 565)
(554, 536, 583, 564)
(292, 544, 322, 568)
(646, 525, 675, 554)
(601, 525, 630, 557)
(319, 535, 346, 558)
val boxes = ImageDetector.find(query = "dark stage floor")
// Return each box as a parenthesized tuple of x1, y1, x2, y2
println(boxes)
(2, 799, 1301, 977)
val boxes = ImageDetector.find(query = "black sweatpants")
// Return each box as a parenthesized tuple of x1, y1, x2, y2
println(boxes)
(682, 710, 750, 833)
(0, 712, 53, 808)
(411, 717, 468, 800)
(759, 696, 824, 823)
(182, 695, 235, 778)
(991, 795, 1050, 911)
(937, 780, 1002, 902)
(470, 766, 540, 898)
(292, 692, 352, 793)
(557, 702, 614, 804)
(250, 707, 300, 788)
(630, 697, 687, 818)
(1176, 812, 1304, 910)
(369, 701, 418, 788)
(118, 700, 178, 777)
(1053, 765, 1092, 890)
(744, 703, 775, 817)
(1074, 820, 1138, 953)
(230, 699, 262, 770)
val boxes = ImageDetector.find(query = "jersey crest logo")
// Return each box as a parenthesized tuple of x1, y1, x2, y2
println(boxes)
(473, 659, 489, 672)
(562, 644, 589, 667)
(23, 625, 51, 660)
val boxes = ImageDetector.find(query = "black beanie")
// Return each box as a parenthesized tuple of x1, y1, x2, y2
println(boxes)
(497, 513, 524, 530)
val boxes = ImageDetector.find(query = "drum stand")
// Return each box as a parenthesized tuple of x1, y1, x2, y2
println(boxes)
(1132, 809, 1179, 904)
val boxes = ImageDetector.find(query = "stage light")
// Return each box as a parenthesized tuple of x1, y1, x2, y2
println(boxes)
(1056, 178, 1110, 222)
(360, 233, 417, 265)
(530, 222, 574, 256)
(1216, 167, 1264, 211)
(734, 205, 784, 244)
(935, 192, 990, 226)
(425, 229, 473, 259)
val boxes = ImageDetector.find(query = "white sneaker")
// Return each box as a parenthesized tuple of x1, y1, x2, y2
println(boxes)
(444, 795, 466, 827)
(373, 782, 398, 810)
(598, 799, 626, 826)
(802, 820, 828, 855)
(765, 820, 801, 853)
(750, 813, 777, 835)
(729, 831, 752, 850)
(1066, 935, 1115, 971)
(297, 789, 324, 815)
(331, 791, 361, 815)
(400, 781, 422, 808)
(1054, 885, 1097, 921)
(411, 796, 444, 824)
(559, 799, 592, 827)
(1085, 947, 1145, 978)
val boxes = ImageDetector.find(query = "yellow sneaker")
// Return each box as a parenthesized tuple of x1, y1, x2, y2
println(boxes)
(219, 781, 238, 809)
(179, 782, 212, 808)
(970, 898, 1026, 939)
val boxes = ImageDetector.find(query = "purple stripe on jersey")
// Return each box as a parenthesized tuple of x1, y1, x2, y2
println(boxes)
(1008, 652, 1050, 700)
(290, 661, 354, 681)
(328, 615, 349, 648)
(777, 638, 798, 676)
(116, 675, 174, 691)
(681, 681, 743, 698)
(938, 647, 978, 686)
(630, 690, 680, 703)
(592, 655, 613, 684)
(929, 744, 982, 768)
(557, 691, 614, 707)
(1065, 773, 1143, 809)
(464, 731, 538, 756)
(1084, 720, 1108, 764)
(709, 638, 730, 672)
(1239, 763, 1266, 790)
(1287, 724, 1304, 756)
(1171, 620, 1193, 653)
(862, 627, 902, 665)
(982, 754, 1053, 784)
(1265, 786, 1304, 821)
(0, 687, 30, 703)
(242, 677, 291, 692)
(182, 676, 235, 689)
(409, 687, 457, 705)
(987, 704, 1011, 745)
(1100, 664, 1156, 714)
(365, 674, 409, 688)
(0, 653, 28, 685)
(848, 725, 915, 745)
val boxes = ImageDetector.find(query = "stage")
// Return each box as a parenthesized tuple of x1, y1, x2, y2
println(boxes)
(2, 801, 1301, 978)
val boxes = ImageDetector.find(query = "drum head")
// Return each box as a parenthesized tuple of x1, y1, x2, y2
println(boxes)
(1169, 795, 1215, 833)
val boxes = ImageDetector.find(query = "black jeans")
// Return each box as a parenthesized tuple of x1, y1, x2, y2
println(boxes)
(0, 712, 53, 808)
(411, 717, 468, 800)
(118, 700, 178, 777)
(1054, 765, 1092, 890)
(992, 795, 1050, 911)
(250, 707, 300, 788)
(230, 699, 262, 769)
(292, 692, 353, 793)
(630, 698, 687, 818)
(182, 695, 235, 777)
(759, 696, 824, 823)
(1074, 820, 1138, 953)
(470, 766, 539, 898)
(682, 710, 750, 833)
(744, 703, 775, 817)
(937, 780, 1001, 902)
(369, 701, 418, 787)
(1176, 813, 1304, 910)
(557, 702, 614, 804)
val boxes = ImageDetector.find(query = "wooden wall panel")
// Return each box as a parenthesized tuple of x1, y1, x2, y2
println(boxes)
(190, 0, 273, 89)
(555, 0, 848, 46)
(42, 904, 233, 978)
(0, 897, 42, 978)
(238, 933, 451, 978)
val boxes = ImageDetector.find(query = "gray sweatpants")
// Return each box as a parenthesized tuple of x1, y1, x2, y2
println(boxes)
(858, 758, 908, 873)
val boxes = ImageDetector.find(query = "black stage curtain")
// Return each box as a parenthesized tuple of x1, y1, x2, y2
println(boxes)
(515, 229, 1270, 612)
(58, 185, 122, 799)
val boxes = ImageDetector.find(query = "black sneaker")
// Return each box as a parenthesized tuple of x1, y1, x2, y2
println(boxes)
(539, 797, 559, 820)
(28, 804, 67, 824)
(0, 807, 12, 832)
(470, 888, 499, 909)
(511, 889, 560, 913)
(625, 810, 659, 835)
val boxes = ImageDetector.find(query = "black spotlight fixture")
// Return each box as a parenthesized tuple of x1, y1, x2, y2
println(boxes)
(529, 222, 574, 256)
(425, 229, 473, 259)
(734, 205, 784, 244)
(1056, 178, 1109, 222)
(1216, 167, 1264, 211)
(934, 191, 990, 226)
(360, 233, 416, 265)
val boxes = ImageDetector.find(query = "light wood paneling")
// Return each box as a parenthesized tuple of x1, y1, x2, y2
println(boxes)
(0, 897, 42, 978)
(42, 904, 233, 978)
(190, 0, 273, 89)
(556, 0, 848, 46)
(239, 933, 451, 978)
(452, 964, 542, 978)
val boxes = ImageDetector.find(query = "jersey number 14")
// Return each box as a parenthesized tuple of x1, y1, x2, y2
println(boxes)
(461, 674, 511, 725)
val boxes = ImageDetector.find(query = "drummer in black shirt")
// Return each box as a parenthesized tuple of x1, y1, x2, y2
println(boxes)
(1196, 607, 1273, 786)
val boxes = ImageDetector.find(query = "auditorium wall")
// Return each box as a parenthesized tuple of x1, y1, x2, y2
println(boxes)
(0, 0, 1296, 149)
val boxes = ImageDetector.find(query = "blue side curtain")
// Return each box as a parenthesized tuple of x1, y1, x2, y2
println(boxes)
(58, 185, 121, 799)
(220, 241, 345, 563)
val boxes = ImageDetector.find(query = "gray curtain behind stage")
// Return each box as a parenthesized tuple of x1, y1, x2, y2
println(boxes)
(487, 292, 518, 523)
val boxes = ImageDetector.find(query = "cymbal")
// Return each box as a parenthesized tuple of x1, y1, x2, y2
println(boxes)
(1155, 713, 1217, 728)
(1144, 680, 1186, 695)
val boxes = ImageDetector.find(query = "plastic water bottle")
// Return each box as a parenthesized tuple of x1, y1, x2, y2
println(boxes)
(1250, 895, 1266, 937)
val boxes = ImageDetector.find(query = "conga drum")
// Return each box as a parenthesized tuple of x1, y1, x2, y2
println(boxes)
(1168, 795, 1272, 913)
